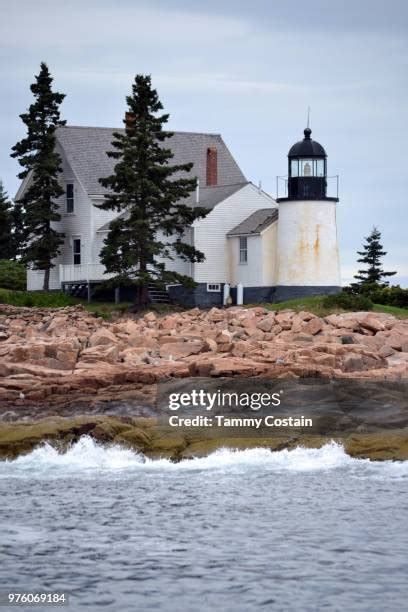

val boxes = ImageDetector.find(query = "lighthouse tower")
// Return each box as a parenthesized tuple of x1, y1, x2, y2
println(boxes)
(275, 127, 341, 300)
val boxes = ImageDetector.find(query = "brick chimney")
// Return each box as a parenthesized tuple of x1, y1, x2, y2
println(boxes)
(125, 111, 136, 134)
(206, 147, 218, 186)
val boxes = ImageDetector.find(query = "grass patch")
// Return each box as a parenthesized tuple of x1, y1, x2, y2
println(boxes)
(76, 300, 186, 320)
(372, 303, 408, 318)
(77, 301, 133, 320)
(0, 288, 185, 320)
(259, 295, 336, 317)
(0, 288, 76, 308)
(255, 294, 408, 319)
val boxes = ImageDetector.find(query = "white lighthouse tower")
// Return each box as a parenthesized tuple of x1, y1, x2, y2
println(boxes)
(275, 127, 341, 301)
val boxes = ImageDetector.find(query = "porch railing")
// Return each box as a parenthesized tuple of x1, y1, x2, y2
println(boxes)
(59, 263, 115, 284)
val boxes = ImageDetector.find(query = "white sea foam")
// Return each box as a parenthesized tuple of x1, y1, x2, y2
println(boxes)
(0, 437, 407, 479)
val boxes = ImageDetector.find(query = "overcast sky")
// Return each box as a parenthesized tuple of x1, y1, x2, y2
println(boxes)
(1, 0, 407, 285)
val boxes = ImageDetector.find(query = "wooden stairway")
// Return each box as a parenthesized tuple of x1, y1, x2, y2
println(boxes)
(148, 283, 171, 304)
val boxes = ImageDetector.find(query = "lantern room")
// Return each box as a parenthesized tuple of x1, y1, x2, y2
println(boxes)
(277, 127, 338, 202)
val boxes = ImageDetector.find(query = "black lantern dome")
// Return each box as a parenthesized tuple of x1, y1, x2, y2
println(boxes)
(288, 127, 326, 157)
(277, 128, 338, 202)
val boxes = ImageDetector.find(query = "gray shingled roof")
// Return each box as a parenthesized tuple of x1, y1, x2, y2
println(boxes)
(97, 182, 248, 232)
(227, 208, 279, 236)
(56, 126, 246, 195)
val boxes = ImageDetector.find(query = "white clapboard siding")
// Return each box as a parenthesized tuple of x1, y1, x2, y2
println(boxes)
(94, 226, 193, 278)
(228, 235, 263, 286)
(27, 144, 92, 290)
(91, 197, 119, 262)
(193, 183, 276, 284)
(155, 228, 193, 277)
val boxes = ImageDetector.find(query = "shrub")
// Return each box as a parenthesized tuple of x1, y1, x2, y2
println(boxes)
(345, 283, 408, 308)
(368, 285, 408, 308)
(0, 259, 27, 291)
(322, 291, 373, 311)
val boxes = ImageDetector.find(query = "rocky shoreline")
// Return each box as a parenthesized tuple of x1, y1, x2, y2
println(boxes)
(0, 303, 407, 460)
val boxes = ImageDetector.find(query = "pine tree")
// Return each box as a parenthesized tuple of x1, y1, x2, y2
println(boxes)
(10, 201, 27, 260)
(96, 74, 210, 308)
(0, 181, 13, 259)
(354, 226, 396, 287)
(11, 62, 66, 291)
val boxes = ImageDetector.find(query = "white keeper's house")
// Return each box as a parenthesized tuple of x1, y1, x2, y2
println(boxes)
(18, 124, 341, 306)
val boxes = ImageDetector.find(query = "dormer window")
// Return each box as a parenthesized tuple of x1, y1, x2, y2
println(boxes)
(66, 183, 74, 213)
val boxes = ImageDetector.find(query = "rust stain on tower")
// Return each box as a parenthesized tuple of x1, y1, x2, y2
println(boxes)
(313, 224, 320, 255)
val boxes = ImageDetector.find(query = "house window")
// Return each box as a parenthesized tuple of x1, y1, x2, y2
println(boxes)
(207, 283, 221, 292)
(73, 238, 81, 265)
(239, 237, 248, 264)
(66, 183, 74, 213)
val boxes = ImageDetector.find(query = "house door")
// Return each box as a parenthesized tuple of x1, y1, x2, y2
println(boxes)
(73, 238, 81, 265)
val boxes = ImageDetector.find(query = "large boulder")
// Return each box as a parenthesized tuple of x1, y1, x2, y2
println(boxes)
(303, 317, 324, 335)
(89, 328, 118, 347)
(207, 308, 224, 323)
(256, 315, 275, 332)
(360, 315, 386, 333)
(119, 347, 151, 365)
(127, 332, 157, 349)
(80, 345, 120, 364)
(275, 312, 293, 330)
(160, 340, 206, 359)
(45, 315, 69, 335)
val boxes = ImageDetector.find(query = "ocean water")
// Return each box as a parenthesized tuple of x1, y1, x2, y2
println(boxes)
(1, 439, 408, 612)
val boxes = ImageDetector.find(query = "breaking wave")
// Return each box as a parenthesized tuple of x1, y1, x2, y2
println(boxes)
(1, 437, 407, 479)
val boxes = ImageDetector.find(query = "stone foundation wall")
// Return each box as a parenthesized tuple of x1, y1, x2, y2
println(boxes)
(168, 284, 224, 307)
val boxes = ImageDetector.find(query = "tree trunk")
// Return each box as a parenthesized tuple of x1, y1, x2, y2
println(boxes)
(43, 267, 50, 292)
(131, 284, 149, 312)
(133, 259, 150, 311)
(140, 283, 149, 307)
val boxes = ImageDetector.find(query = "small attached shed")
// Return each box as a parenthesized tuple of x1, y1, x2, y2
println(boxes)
(227, 208, 279, 300)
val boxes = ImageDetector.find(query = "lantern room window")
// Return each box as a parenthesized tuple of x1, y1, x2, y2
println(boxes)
(303, 161, 312, 176)
(300, 159, 314, 176)
(290, 159, 325, 178)
(315, 159, 325, 176)
(290, 160, 299, 177)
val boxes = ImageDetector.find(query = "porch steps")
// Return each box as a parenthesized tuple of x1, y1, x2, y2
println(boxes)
(148, 283, 171, 304)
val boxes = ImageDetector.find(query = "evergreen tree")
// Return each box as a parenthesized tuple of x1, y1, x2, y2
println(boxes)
(96, 74, 210, 308)
(354, 226, 396, 287)
(10, 201, 27, 260)
(0, 181, 13, 259)
(11, 62, 66, 291)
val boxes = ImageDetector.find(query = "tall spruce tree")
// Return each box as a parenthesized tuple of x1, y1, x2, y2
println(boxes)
(96, 74, 210, 308)
(10, 202, 27, 260)
(354, 226, 396, 287)
(0, 181, 13, 259)
(11, 62, 66, 291)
